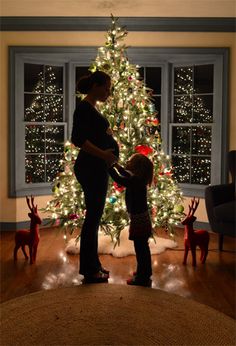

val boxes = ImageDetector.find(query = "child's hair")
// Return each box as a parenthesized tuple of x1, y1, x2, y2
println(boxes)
(128, 153, 154, 186)
(77, 70, 111, 94)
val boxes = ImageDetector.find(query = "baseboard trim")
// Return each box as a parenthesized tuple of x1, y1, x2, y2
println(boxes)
(177, 221, 212, 231)
(1, 220, 211, 232)
(0, 219, 53, 231)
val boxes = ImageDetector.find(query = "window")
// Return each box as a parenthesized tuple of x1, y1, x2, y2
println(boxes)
(128, 49, 228, 197)
(24, 63, 65, 184)
(171, 64, 214, 185)
(9, 47, 228, 197)
(139, 67, 162, 133)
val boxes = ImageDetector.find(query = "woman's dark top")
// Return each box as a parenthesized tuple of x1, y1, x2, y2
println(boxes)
(109, 165, 149, 215)
(71, 100, 119, 171)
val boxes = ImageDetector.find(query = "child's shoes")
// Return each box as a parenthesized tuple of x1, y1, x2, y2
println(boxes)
(127, 277, 152, 287)
(83, 271, 109, 284)
(100, 267, 110, 276)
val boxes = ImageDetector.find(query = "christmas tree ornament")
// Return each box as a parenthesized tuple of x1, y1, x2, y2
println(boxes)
(152, 119, 159, 126)
(173, 205, 184, 213)
(109, 196, 117, 204)
(113, 181, 125, 193)
(69, 214, 80, 220)
(135, 144, 153, 156)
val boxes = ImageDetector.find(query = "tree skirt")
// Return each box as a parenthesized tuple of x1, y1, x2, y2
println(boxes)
(65, 227, 177, 257)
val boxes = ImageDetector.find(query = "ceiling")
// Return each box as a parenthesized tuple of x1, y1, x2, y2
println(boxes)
(1, 0, 236, 17)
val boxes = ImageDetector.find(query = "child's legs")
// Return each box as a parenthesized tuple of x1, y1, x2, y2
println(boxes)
(133, 237, 152, 280)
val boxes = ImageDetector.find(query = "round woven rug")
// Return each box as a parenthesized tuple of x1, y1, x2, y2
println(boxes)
(1, 284, 235, 346)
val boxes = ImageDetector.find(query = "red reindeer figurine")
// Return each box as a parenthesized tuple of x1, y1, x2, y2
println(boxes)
(182, 197, 209, 266)
(14, 196, 42, 264)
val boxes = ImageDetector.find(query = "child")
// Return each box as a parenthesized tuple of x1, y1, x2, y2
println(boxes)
(109, 153, 154, 287)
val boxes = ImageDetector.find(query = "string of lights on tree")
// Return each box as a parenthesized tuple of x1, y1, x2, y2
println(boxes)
(42, 15, 185, 244)
(24, 65, 64, 183)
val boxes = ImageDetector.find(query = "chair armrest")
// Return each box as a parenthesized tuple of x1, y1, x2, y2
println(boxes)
(205, 183, 235, 228)
(205, 183, 235, 207)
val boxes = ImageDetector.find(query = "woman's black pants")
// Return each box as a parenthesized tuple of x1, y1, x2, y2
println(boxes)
(75, 166, 108, 276)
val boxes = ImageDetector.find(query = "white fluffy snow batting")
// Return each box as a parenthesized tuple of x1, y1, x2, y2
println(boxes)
(65, 227, 177, 257)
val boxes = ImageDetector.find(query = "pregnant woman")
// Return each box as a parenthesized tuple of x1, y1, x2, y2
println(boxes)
(71, 70, 119, 283)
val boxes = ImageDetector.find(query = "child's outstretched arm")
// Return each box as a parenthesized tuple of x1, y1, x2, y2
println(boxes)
(109, 163, 131, 187)
(112, 163, 131, 176)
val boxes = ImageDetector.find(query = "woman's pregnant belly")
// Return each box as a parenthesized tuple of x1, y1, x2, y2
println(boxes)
(107, 135, 119, 158)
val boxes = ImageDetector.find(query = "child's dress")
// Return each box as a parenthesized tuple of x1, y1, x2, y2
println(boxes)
(109, 165, 152, 240)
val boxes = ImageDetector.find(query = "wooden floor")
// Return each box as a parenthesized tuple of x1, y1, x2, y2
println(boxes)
(1, 227, 235, 319)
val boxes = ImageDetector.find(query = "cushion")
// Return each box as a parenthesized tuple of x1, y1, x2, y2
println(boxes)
(214, 201, 236, 223)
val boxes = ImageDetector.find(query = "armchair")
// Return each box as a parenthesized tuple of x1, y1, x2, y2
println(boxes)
(205, 150, 236, 251)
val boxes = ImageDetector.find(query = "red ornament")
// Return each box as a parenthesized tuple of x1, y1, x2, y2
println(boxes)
(153, 176, 158, 185)
(165, 171, 173, 176)
(113, 181, 125, 193)
(55, 219, 60, 226)
(120, 121, 125, 129)
(152, 119, 159, 126)
(135, 145, 153, 156)
(151, 207, 157, 217)
(145, 118, 159, 127)
(69, 214, 80, 220)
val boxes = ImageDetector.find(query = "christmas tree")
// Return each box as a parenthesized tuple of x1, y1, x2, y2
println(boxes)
(43, 15, 184, 244)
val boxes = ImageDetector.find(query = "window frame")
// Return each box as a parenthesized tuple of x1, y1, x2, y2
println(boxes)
(23, 61, 67, 185)
(10, 54, 69, 196)
(168, 57, 224, 196)
(128, 48, 229, 197)
(9, 46, 229, 197)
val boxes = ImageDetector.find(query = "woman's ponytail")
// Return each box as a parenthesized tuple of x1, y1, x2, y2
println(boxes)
(76, 70, 111, 94)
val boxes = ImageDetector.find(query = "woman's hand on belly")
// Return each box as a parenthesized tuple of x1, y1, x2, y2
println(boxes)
(106, 127, 113, 135)
(103, 148, 118, 167)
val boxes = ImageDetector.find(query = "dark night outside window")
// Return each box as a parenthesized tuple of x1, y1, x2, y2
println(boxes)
(24, 63, 65, 183)
(138, 66, 162, 136)
(75, 66, 90, 108)
(171, 64, 214, 185)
